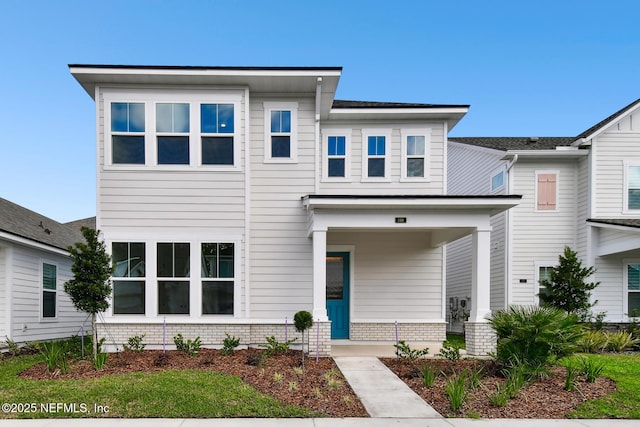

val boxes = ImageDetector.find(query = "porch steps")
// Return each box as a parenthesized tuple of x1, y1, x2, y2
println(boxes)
(333, 356, 442, 418)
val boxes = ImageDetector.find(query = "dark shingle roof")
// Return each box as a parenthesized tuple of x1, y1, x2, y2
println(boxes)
(576, 98, 640, 140)
(448, 137, 575, 151)
(333, 100, 469, 109)
(65, 217, 96, 233)
(0, 198, 89, 251)
(587, 218, 640, 229)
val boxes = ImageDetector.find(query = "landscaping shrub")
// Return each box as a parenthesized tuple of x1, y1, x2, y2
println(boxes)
(394, 340, 429, 360)
(173, 334, 202, 356)
(488, 305, 583, 369)
(259, 336, 296, 356)
(124, 334, 146, 352)
(577, 329, 609, 353)
(438, 341, 463, 362)
(605, 331, 639, 353)
(445, 371, 468, 412)
(221, 333, 240, 355)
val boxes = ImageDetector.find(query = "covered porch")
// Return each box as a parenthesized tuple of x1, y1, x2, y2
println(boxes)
(303, 195, 521, 356)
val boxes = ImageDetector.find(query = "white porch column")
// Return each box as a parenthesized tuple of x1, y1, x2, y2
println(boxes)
(312, 229, 329, 321)
(470, 227, 492, 322)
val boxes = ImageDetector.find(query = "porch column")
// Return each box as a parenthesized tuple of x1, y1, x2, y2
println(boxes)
(470, 227, 492, 322)
(312, 229, 328, 321)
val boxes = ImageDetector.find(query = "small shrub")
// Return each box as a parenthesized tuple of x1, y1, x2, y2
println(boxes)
(445, 371, 468, 412)
(579, 356, 605, 382)
(288, 381, 298, 393)
(124, 334, 146, 352)
(4, 337, 20, 356)
(94, 351, 108, 370)
(577, 329, 609, 353)
(221, 333, 240, 356)
(394, 340, 429, 360)
(465, 365, 484, 390)
(565, 365, 578, 391)
(326, 377, 342, 390)
(293, 366, 303, 376)
(273, 372, 283, 384)
(419, 362, 438, 387)
(247, 352, 267, 367)
(173, 333, 202, 356)
(502, 364, 528, 399)
(438, 341, 462, 362)
(259, 335, 296, 356)
(40, 341, 68, 373)
(488, 384, 510, 407)
(605, 331, 639, 353)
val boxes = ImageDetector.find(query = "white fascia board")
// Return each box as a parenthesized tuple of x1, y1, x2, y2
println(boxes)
(330, 107, 468, 116)
(303, 196, 520, 212)
(70, 66, 342, 78)
(588, 221, 640, 233)
(0, 232, 70, 257)
(501, 149, 589, 160)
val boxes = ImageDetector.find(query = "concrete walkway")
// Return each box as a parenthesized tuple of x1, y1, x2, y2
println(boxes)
(333, 356, 441, 418)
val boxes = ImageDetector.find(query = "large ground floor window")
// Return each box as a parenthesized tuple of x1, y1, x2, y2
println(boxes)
(627, 263, 640, 316)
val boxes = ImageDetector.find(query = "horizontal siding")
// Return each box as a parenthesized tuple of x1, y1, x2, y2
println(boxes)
(10, 245, 90, 343)
(510, 161, 578, 305)
(0, 247, 5, 338)
(594, 130, 640, 217)
(329, 231, 443, 320)
(248, 96, 315, 319)
(319, 124, 446, 194)
(594, 256, 625, 321)
(447, 142, 507, 195)
(576, 157, 590, 259)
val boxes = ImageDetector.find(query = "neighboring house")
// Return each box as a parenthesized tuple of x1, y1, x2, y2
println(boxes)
(0, 198, 94, 346)
(447, 99, 640, 332)
(70, 65, 521, 356)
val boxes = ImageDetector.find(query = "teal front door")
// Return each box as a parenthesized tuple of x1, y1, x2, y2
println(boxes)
(326, 252, 350, 339)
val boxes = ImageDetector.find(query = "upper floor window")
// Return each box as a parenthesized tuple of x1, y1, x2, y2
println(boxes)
(401, 129, 431, 181)
(112, 242, 146, 315)
(321, 130, 351, 181)
(361, 129, 391, 180)
(625, 163, 640, 212)
(201, 104, 234, 165)
(536, 171, 558, 211)
(156, 103, 190, 165)
(264, 102, 298, 163)
(42, 263, 56, 318)
(490, 167, 506, 193)
(111, 102, 145, 164)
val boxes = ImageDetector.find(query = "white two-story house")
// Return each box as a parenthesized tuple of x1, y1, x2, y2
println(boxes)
(447, 99, 640, 331)
(70, 65, 520, 356)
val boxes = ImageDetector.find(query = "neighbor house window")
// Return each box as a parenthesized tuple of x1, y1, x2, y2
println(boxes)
(42, 263, 56, 318)
(156, 103, 190, 165)
(201, 103, 235, 165)
(111, 102, 145, 164)
(491, 171, 505, 192)
(536, 171, 558, 211)
(625, 163, 640, 211)
(157, 243, 190, 314)
(264, 102, 298, 162)
(627, 263, 640, 316)
(401, 129, 431, 180)
(112, 242, 146, 314)
(201, 243, 234, 315)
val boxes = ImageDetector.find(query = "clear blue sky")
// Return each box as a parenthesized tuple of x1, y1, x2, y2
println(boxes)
(2, 0, 640, 222)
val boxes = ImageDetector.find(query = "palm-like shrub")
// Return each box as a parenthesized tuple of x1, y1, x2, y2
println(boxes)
(487, 305, 584, 368)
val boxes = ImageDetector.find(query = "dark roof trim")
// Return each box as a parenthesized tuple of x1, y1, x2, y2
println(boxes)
(333, 100, 469, 109)
(69, 64, 343, 72)
(304, 194, 522, 200)
(587, 218, 640, 229)
(449, 137, 575, 152)
(576, 98, 640, 141)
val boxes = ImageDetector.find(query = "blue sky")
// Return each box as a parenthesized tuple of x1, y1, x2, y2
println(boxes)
(2, 0, 640, 222)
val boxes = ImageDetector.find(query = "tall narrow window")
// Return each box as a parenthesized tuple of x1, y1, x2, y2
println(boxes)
(537, 265, 553, 304)
(264, 102, 298, 162)
(270, 110, 291, 158)
(42, 263, 56, 318)
(201, 243, 234, 315)
(628, 263, 640, 316)
(156, 103, 190, 165)
(111, 102, 145, 164)
(157, 243, 190, 314)
(327, 136, 346, 177)
(536, 172, 557, 211)
(112, 242, 146, 314)
(627, 164, 640, 210)
(201, 103, 235, 165)
(406, 135, 426, 178)
(367, 135, 386, 178)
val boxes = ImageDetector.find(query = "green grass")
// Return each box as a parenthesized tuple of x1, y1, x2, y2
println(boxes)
(445, 333, 465, 349)
(0, 355, 313, 418)
(566, 353, 640, 419)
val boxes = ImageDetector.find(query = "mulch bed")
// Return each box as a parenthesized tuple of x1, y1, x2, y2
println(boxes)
(382, 357, 617, 418)
(19, 348, 368, 418)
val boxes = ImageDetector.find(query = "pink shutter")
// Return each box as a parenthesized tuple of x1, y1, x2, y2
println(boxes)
(537, 174, 557, 210)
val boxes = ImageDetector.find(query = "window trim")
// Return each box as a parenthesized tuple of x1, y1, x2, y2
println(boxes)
(534, 261, 556, 305)
(400, 129, 431, 182)
(623, 161, 640, 214)
(490, 166, 506, 193)
(624, 259, 640, 320)
(361, 129, 392, 182)
(41, 261, 57, 320)
(321, 129, 352, 182)
(103, 90, 242, 170)
(534, 170, 559, 212)
(111, 241, 147, 315)
(263, 101, 298, 164)
(201, 242, 236, 316)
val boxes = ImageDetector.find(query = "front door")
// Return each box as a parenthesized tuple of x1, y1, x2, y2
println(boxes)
(326, 252, 350, 339)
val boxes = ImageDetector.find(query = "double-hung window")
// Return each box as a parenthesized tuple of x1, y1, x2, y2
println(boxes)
(157, 243, 190, 314)
(201, 243, 234, 315)
(625, 162, 640, 212)
(112, 242, 146, 314)
(156, 103, 190, 165)
(401, 129, 431, 180)
(264, 102, 298, 162)
(362, 130, 391, 180)
(42, 263, 56, 318)
(111, 102, 145, 164)
(626, 262, 640, 316)
(201, 104, 234, 165)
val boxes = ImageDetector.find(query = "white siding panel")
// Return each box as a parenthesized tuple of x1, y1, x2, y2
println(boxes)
(328, 231, 443, 320)
(0, 247, 5, 339)
(593, 255, 625, 321)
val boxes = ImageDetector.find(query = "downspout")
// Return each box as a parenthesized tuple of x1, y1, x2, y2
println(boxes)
(315, 77, 322, 195)
(244, 87, 251, 318)
(5, 246, 13, 341)
(504, 154, 518, 307)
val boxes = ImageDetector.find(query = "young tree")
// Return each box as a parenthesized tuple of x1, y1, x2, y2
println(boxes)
(64, 227, 113, 362)
(294, 310, 313, 369)
(538, 246, 600, 320)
